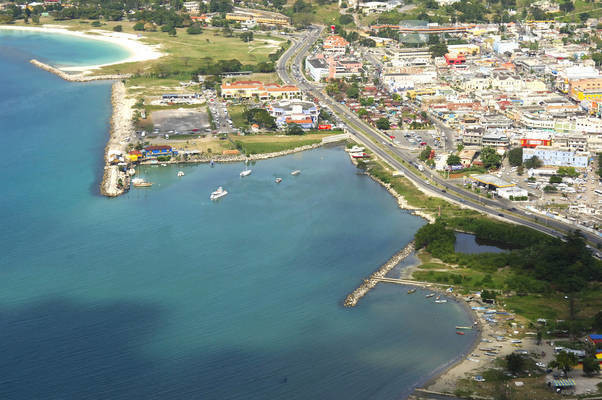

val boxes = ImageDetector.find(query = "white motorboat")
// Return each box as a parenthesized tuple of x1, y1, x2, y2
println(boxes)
(240, 169, 252, 177)
(132, 178, 152, 187)
(210, 186, 228, 200)
(177, 171, 185, 177)
(346, 145, 365, 153)
(434, 299, 448, 304)
(291, 170, 301, 176)
(275, 177, 282, 183)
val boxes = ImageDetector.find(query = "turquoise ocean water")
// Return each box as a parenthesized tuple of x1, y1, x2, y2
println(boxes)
(0, 31, 476, 399)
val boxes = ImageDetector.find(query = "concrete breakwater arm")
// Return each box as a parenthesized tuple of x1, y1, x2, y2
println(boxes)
(30, 59, 130, 82)
(344, 241, 415, 307)
(100, 81, 135, 197)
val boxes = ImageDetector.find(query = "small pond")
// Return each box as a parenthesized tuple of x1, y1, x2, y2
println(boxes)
(454, 232, 511, 254)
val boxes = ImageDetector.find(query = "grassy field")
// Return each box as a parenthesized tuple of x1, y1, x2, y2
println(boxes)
(227, 105, 249, 129)
(147, 136, 231, 154)
(232, 133, 329, 154)
(284, 0, 341, 25)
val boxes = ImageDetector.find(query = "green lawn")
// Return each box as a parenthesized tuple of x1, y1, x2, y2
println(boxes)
(228, 105, 249, 129)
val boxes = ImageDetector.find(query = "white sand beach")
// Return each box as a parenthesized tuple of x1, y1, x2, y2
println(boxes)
(0, 25, 163, 72)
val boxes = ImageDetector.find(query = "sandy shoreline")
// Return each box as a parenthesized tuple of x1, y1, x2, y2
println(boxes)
(0, 25, 163, 72)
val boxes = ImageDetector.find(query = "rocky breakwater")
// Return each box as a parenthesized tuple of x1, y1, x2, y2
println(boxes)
(247, 143, 322, 161)
(100, 81, 135, 197)
(344, 241, 415, 307)
(30, 59, 131, 82)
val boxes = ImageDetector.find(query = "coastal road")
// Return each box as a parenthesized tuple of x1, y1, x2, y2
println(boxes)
(277, 26, 602, 247)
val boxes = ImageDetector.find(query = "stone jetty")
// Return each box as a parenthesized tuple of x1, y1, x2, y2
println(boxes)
(30, 59, 131, 82)
(344, 241, 415, 307)
(100, 81, 135, 197)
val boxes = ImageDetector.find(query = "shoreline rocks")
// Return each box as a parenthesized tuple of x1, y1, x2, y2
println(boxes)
(343, 241, 415, 307)
(100, 81, 134, 197)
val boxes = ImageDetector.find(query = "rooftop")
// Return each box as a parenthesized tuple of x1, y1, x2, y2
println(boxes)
(469, 174, 515, 188)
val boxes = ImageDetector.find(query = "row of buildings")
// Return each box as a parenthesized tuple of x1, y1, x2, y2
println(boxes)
(362, 19, 602, 169)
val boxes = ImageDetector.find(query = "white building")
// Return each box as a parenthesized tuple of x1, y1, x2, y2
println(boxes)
(493, 40, 519, 54)
(183, 1, 200, 14)
(523, 147, 588, 168)
(305, 57, 328, 81)
(496, 186, 528, 200)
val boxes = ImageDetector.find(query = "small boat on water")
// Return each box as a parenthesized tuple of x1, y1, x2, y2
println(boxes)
(132, 178, 152, 187)
(426, 293, 435, 298)
(275, 177, 282, 183)
(456, 331, 465, 335)
(210, 159, 215, 167)
(210, 186, 228, 201)
(456, 326, 473, 330)
(346, 145, 365, 153)
(177, 171, 185, 177)
(436, 295, 441, 300)
(161, 163, 167, 167)
(291, 170, 301, 176)
(240, 169, 252, 177)
(128, 168, 136, 176)
(435, 299, 448, 304)
(407, 289, 416, 294)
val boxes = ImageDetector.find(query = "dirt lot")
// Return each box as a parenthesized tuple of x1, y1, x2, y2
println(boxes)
(150, 108, 210, 134)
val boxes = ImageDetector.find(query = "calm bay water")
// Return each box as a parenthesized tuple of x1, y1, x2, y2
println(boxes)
(0, 32, 476, 399)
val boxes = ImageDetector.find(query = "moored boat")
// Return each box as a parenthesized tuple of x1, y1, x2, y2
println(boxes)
(240, 169, 252, 177)
(346, 145, 365, 153)
(456, 326, 473, 330)
(132, 178, 152, 187)
(275, 177, 282, 183)
(435, 299, 447, 304)
(177, 171, 185, 177)
(351, 152, 368, 159)
(407, 289, 416, 294)
(291, 170, 301, 176)
(210, 186, 228, 200)
(426, 293, 435, 298)
(456, 331, 465, 335)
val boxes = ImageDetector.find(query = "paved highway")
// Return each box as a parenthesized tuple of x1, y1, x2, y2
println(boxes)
(276, 26, 602, 247)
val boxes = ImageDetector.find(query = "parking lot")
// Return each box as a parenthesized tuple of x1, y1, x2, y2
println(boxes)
(149, 108, 210, 136)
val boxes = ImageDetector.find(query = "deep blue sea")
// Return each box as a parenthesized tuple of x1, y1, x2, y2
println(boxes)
(0, 31, 476, 399)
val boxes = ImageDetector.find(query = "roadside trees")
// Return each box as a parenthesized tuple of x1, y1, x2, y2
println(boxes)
(508, 147, 523, 167)
(524, 155, 542, 169)
(376, 118, 390, 130)
(480, 146, 502, 169)
(549, 351, 578, 376)
(419, 146, 432, 161)
(447, 154, 461, 165)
